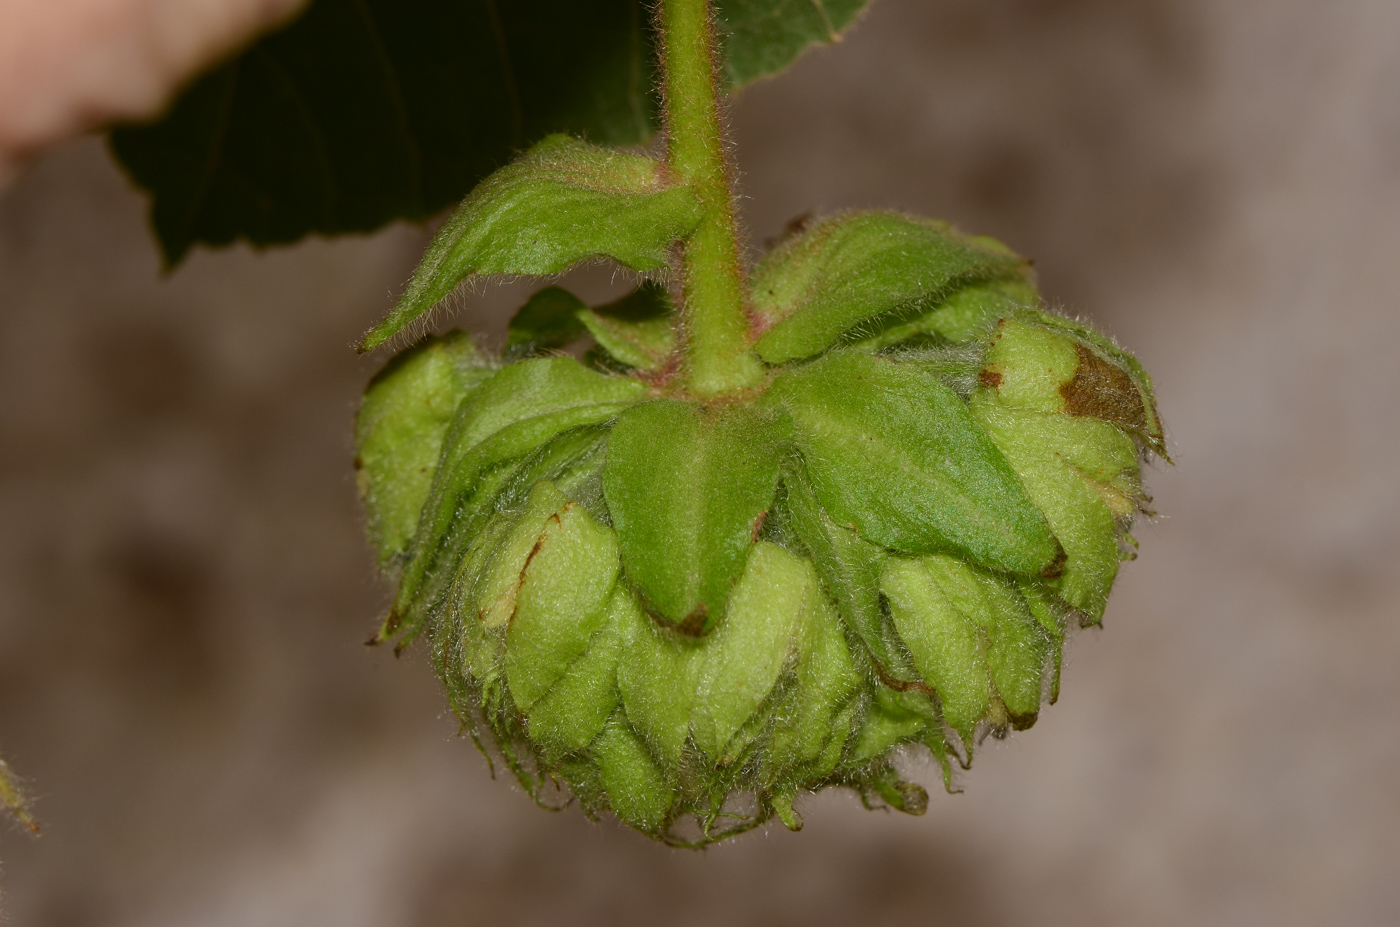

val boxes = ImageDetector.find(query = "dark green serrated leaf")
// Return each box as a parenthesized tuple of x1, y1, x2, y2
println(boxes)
(109, 0, 872, 264)
(715, 0, 869, 86)
(603, 399, 784, 631)
(762, 351, 1062, 576)
(752, 213, 1032, 364)
(360, 135, 701, 351)
(506, 287, 590, 355)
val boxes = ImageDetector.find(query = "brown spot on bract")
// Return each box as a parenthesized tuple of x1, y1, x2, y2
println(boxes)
(675, 604, 709, 637)
(783, 211, 814, 239)
(1041, 547, 1068, 579)
(1061, 343, 1147, 429)
(979, 368, 1003, 390)
(1009, 711, 1039, 731)
(750, 510, 768, 543)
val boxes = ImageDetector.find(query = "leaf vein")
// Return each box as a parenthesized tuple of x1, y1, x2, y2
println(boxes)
(350, 0, 424, 214)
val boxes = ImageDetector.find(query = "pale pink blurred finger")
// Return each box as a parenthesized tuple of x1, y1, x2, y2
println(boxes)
(0, 0, 309, 187)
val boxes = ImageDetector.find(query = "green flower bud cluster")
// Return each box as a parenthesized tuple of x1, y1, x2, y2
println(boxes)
(354, 183, 1164, 842)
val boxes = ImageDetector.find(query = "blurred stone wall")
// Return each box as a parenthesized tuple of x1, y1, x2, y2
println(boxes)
(2, 0, 1398, 924)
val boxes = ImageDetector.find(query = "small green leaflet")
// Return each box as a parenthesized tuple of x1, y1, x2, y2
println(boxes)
(603, 399, 783, 631)
(504, 282, 676, 370)
(752, 212, 1032, 363)
(359, 136, 701, 351)
(505, 287, 590, 354)
(576, 282, 676, 371)
(108, 0, 872, 265)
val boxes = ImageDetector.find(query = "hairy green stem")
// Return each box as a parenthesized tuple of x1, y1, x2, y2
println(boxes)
(661, 0, 764, 397)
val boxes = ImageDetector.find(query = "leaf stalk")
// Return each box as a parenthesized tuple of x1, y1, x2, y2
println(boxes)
(660, 0, 764, 397)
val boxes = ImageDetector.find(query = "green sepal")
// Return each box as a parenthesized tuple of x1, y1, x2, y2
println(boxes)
(523, 586, 630, 755)
(616, 591, 700, 769)
(360, 135, 702, 351)
(438, 485, 570, 710)
(765, 562, 861, 776)
(505, 287, 589, 355)
(846, 278, 1038, 353)
(355, 332, 494, 566)
(780, 459, 905, 677)
(386, 358, 644, 642)
(1019, 579, 1067, 704)
(997, 409, 1143, 518)
(869, 764, 929, 816)
(880, 556, 992, 744)
(689, 542, 806, 762)
(458, 481, 571, 632)
(763, 351, 1062, 576)
(594, 713, 674, 833)
(751, 212, 1031, 364)
(849, 687, 937, 765)
(916, 555, 1049, 728)
(421, 424, 609, 649)
(483, 424, 613, 523)
(971, 397, 1123, 624)
(576, 282, 677, 372)
(604, 399, 784, 630)
(505, 502, 621, 710)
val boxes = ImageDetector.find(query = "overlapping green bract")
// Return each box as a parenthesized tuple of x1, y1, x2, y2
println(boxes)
(605, 400, 784, 631)
(359, 136, 702, 351)
(751, 212, 1033, 363)
(355, 204, 1161, 841)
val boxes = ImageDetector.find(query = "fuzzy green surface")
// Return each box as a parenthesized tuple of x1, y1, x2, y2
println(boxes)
(752, 212, 1032, 363)
(574, 282, 677, 372)
(361, 136, 702, 351)
(352, 165, 1159, 843)
(354, 278, 1158, 843)
(604, 400, 784, 630)
(354, 332, 494, 565)
(762, 351, 1062, 575)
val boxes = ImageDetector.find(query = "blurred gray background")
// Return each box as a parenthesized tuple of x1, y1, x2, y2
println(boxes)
(2, 0, 1398, 924)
